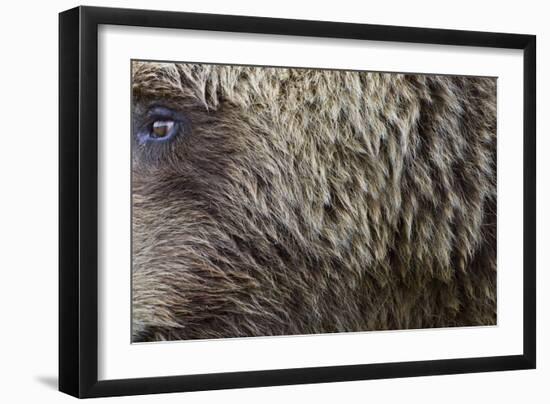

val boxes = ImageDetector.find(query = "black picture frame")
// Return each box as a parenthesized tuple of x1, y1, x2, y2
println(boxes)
(59, 6, 536, 398)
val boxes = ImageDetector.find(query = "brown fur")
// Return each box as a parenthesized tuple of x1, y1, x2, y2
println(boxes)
(131, 61, 497, 342)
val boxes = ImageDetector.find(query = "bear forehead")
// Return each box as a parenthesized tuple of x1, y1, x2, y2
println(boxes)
(131, 61, 420, 111)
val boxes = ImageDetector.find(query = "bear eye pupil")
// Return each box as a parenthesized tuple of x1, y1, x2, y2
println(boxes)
(151, 120, 175, 138)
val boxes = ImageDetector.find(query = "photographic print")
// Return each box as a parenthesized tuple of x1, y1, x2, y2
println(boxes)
(131, 61, 497, 343)
(59, 8, 536, 396)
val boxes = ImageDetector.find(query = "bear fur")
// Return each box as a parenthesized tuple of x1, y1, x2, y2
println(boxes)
(131, 61, 497, 342)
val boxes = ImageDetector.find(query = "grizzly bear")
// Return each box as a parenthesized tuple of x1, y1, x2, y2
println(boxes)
(131, 61, 497, 342)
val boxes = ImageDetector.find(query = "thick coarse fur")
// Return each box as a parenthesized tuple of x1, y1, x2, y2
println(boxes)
(131, 61, 497, 342)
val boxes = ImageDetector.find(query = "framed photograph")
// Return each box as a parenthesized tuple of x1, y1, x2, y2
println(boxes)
(59, 6, 536, 398)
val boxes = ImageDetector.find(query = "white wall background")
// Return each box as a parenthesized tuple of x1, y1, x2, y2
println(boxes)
(0, 0, 547, 402)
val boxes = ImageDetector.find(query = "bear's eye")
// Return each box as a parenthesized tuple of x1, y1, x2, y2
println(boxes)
(151, 120, 175, 139)
(136, 106, 187, 145)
